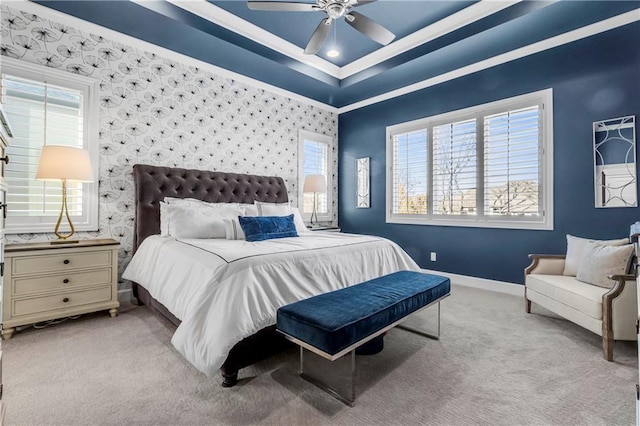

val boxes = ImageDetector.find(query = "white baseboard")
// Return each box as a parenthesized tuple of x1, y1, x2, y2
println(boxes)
(117, 288, 133, 303)
(421, 269, 524, 297)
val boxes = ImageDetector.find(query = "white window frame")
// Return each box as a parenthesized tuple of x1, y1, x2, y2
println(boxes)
(1, 56, 100, 234)
(298, 129, 333, 222)
(386, 89, 554, 230)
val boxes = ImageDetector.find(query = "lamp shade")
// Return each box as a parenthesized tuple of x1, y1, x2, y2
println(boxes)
(36, 145, 94, 182)
(303, 174, 327, 193)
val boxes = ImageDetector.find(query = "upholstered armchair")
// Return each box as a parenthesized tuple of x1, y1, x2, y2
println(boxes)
(525, 252, 636, 361)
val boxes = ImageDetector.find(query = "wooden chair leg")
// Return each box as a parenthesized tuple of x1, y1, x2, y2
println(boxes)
(602, 334, 613, 361)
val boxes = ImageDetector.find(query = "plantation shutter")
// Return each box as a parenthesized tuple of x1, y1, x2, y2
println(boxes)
(391, 129, 427, 215)
(484, 105, 541, 216)
(2, 74, 85, 222)
(432, 119, 477, 215)
(302, 139, 328, 214)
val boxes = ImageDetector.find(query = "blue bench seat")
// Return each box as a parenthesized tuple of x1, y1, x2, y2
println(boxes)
(277, 270, 451, 357)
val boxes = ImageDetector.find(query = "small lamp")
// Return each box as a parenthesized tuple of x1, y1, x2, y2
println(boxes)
(303, 174, 327, 227)
(36, 145, 94, 243)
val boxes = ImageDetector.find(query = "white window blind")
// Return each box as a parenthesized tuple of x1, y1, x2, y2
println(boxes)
(386, 89, 553, 230)
(484, 106, 540, 217)
(302, 140, 328, 214)
(298, 130, 333, 221)
(1, 57, 99, 234)
(391, 129, 427, 215)
(432, 119, 477, 215)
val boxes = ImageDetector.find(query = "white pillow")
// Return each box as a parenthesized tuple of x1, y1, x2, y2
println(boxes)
(159, 201, 169, 236)
(223, 217, 246, 240)
(254, 201, 308, 234)
(164, 197, 240, 210)
(166, 202, 244, 239)
(563, 234, 628, 276)
(239, 203, 259, 217)
(576, 242, 634, 288)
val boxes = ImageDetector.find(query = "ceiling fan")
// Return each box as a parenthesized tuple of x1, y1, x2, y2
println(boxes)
(247, 0, 396, 55)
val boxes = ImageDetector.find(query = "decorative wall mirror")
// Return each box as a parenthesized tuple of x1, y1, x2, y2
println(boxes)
(356, 157, 370, 208)
(593, 115, 637, 208)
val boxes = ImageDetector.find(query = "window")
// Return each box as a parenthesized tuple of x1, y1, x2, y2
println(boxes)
(298, 130, 333, 221)
(386, 89, 553, 230)
(1, 57, 99, 234)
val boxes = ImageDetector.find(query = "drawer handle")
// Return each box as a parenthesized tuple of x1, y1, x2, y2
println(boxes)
(0, 155, 8, 164)
(62, 297, 69, 303)
(0, 203, 6, 220)
(63, 259, 70, 265)
(63, 278, 69, 284)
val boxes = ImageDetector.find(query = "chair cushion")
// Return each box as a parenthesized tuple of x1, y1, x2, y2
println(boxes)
(277, 271, 450, 356)
(526, 274, 608, 319)
(576, 243, 633, 288)
(563, 234, 628, 276)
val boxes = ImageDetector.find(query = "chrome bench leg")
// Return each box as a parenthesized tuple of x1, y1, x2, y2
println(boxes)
(299, 347, 356, 406)
(396, 301, 441, 340)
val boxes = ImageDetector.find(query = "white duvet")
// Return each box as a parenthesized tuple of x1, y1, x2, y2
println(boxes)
(123, 232, 419, 377)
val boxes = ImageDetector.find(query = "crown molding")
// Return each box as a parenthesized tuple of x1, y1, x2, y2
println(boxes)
(340, 0, 522, 79)
(165, 0, 521, 81)
(337, 8, 640, 114)
(4, 1, 637, 116)
(161, 0, 342, 77)
(2, 0, 339, 113)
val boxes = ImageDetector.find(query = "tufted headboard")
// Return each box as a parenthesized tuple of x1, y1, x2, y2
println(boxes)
(132, 164, 289, 251)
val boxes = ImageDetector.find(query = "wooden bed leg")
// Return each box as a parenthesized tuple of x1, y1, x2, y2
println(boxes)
(525, 299, 531, 313)
(221, 371, 238, 388)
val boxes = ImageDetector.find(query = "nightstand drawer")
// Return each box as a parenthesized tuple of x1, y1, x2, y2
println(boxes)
(12, 285, 112, 317)
(12, 268, 113, 295)
(12, 250, 112, 276)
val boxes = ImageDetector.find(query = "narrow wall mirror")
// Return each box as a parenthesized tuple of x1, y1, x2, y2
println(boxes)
(357, 157, 370, 208)
(593, 115, 637, 208)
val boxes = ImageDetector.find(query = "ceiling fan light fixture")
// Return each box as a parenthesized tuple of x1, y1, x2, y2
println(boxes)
(327, 49, 340, 58)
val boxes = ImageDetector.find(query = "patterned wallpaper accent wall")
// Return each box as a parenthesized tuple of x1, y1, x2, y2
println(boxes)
(0, 5, 338, 284)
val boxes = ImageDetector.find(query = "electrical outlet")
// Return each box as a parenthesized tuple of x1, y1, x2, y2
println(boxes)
(430, 252, 437, 262)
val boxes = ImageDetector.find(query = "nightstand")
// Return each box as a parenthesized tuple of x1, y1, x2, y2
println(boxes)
(308, 226, 341, 232)
(2, 239, 120, 339)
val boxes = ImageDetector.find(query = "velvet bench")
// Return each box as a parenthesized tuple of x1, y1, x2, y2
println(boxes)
(277, 270, 451, 405)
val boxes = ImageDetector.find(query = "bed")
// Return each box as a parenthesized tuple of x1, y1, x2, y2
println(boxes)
(124, 164, 420, 386)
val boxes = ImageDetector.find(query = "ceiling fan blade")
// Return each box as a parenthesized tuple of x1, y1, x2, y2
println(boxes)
(346, 11, 395, 45)
(247, 2, 316, 12)
(304, 18, 332, 55)
(352, 0, 377, 7)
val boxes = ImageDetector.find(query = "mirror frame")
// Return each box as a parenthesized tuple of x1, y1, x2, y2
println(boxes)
(356, 157, 370, 209)
(593, 115, 637, 208)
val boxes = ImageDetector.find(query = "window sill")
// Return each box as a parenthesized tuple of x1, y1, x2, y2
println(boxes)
(386, 216, 553, 231)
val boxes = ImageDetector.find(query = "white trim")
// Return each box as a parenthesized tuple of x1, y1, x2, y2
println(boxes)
(163, 0, 519, 81)
(422, 268, 524, 297)
(338, 9, 640, 113)
(118, 287, 133, 303)
(2, 0, 339, 114)
(6, 1, 638, 115)
(160, 0, 341, 78)
(385, 89, 553, 231)
(1, 56, 100, 234)
(340, 1, 521, 79)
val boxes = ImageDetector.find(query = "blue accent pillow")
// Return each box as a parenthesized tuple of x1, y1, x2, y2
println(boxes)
(238, 214, 299, 242)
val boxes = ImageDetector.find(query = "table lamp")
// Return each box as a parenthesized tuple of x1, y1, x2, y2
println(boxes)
(35, 145, 94, 243)
(303, 174, 327, 227)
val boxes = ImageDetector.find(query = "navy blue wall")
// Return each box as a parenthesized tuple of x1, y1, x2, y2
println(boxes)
(338, 23, 640, 284)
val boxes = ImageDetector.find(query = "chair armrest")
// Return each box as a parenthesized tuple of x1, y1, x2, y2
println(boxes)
(604, 274, 635, 299)
(525, 254, 566, 276)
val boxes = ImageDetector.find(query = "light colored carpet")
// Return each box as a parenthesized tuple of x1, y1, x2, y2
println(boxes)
(3, 284, 636, 425)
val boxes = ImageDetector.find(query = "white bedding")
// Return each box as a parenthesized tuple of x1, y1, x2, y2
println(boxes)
(123, 232, 419, 377)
